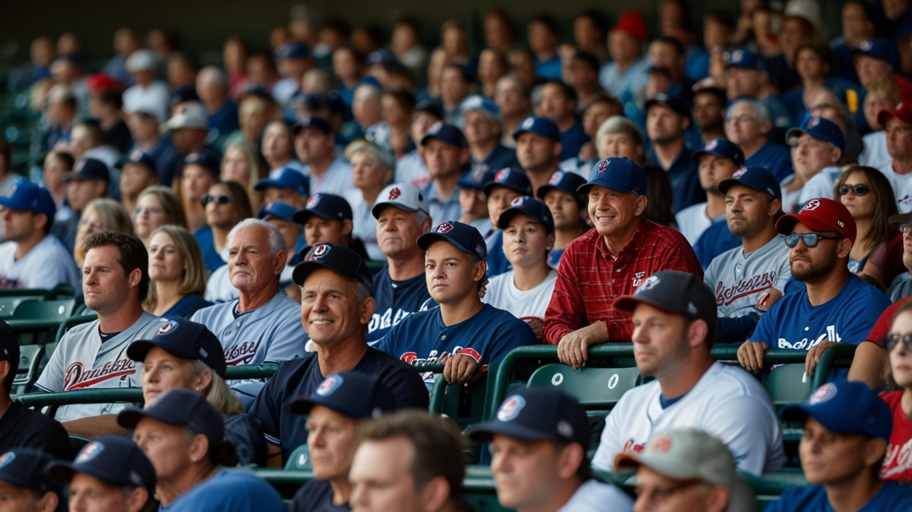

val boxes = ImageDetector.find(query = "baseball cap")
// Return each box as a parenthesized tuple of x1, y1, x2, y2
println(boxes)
(877, 101, 912, 127)
(775, 197, 857, 243)
(258, 201, 298, 222)
(780, 380, 892, 440)
(63, 158, 109, 183)
(483, 167, 532, 196)
(127, 320, 227, 378)
(0, 449, 61, 496)
(465, 387, 590, 447)
(366, 48, 398, 67)
(291, 243, 373, 293)
(420, 122, 467, 147)
(86, 73, 124, 92)
(718, 165, 782, 201)
(611, 10, 649, 43)
(288, 371, 395, 417)
(117, 389, 225, 448)
(125, 148, 157, 173)
(784, 0, 821, 28)
(645, 93, 690, 119)
(414, 99, 444, 119)
(164, 102, 209, 131)
(458, 167, 497, 191)
(578, 157, 648, 196)
(0, 319, 20, 374)
(0, 179, 56, 219)
(417, 221, 487, 260)
(47, 435, 156, 492)
(170, 85, 200, 107)
(725, 49, 767, 72)
(691, 139, 745, 167)
(512, 116, 560, 142)
(182, 149, 221, 178)
(275, 41, 310, 59)
(785, 116, 845, 154)
(293, 193, 353, 223)
(254, 167, 309, 196)
(496, 196, 555, 234)
(460, 95, 501, 121)
(854, 38, 898, 70)
(536, 171, 588, 206)
(293, 116, 333, 135)
(371, 183, 429, 219)
(613, 271, 718, 334)
(125, 49, 158, 72)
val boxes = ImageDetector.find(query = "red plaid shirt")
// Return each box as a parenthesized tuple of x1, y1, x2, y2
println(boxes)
(544, 221, 702, 344)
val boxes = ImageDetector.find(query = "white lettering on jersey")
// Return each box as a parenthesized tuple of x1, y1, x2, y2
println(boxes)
(369, 308, 414, 333)
(883, 438, 912, 479)
(776, 325, 841, 350)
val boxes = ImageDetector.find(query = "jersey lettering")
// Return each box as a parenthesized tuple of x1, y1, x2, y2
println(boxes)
(714, 271, 776, 306)
(369, 308, 413, 333)
(883, 438, 912, 479)
(63, 359, 136, 391)
(225, 342, 259, 366)
(777, 325, 840, 350)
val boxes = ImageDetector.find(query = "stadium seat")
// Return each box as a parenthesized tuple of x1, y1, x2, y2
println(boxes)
(284, 444, 312, 472)
(0, 295, 43, 317)
(12, 344, 44, 394)
(527, 364, 641, 408)
(54, 314, 97, 344)
(8, 298, 78, 345)
(763, 364, 812, 407)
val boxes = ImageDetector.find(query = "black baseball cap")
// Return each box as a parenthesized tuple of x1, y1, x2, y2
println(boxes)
(293, 116, 333, 135)
(183, 149, 221, 178)
(645, 93, 690, 119)
(536, 171, 588, 207)
(127, 320, 227, 378)
(482, 167, 533, 196)
(292, 243, 374, 295)
(0, 319, 20, 376)
(47, 435, 156, 492)
(293, 193, 353, 223)
(414, 99, 444, 119)
(117, 389, 225, 449)
(496, 196, 555, 234)
(63, 158, 110, 183)
(466, 387, 590, 448)
(0, 449, 62, 496)
(288, 371, 395, 418)
(417, 221, 487, 260)
(613, 271, 718, 333)
(420, 122, 467, 147)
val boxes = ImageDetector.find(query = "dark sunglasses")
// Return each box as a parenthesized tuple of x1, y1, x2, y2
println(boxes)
(886, 333, 912, 352)
(201, 194, 231, 206)
(838, 184, 869, 196)
(784, 233, 843, 248)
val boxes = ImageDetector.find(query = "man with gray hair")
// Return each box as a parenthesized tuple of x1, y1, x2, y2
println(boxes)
(191, 218, 307, 404)
(196, 65, 239, 146)
(461, 95, 518, 176)
(725, 99, 793, 183)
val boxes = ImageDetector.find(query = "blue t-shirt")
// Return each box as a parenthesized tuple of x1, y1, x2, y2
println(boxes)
(693, 220, 741, 270)
(208, 102, 240, 140)
(162, 294, 213, 320)
(751, 274, 890, 350)
(535, 56, 562, 81)
(291, 479, 351, 512)
(646, 145, 706, 214)
(375, 303, 536, 367)
(548, 248, 565, 268)
(145, 137, 182, 187)
(369, 266, 435, 342)
(193, 227, 227, 272)
(765, 481, 912, 512)
(247, 347, 429, 463)
(746, 141, 794, 183)
(160, 469, 286, 512)
(559, 122, 590, 162)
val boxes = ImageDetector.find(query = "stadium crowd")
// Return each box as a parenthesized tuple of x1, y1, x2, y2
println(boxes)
(3, 0, 912, 510)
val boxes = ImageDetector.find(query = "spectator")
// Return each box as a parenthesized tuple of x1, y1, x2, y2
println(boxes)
(478, 48, 508, 100)
(647, 35, 694, 105)
(676, 139, 745, 245)
(543, 158, 702, 366)
(591, 270, 785, 475)
(42, 149, 73, 225)
(0, 179, 80, 290)
(196, 66, 239, 147)
(54, 158, 110, 253)
(122, 49, 169, 124)
(769, 380, 912, 510)
(461, 96, 518, 178)
(177, 150, 220, 233)
(508, 49, 537, 97)
(103, 27, 141, 86)
(226, 90, 279, 149)
(855, 37, 912, 101)
(575, 93, 623, 169)
(344, 140, 394, 261)
(72, 199, 133, 270)
(832, 0, 876, 84)
(223, 37, 250, 100)
(49, 55, 89, 119)
(574, 10, 608, 62)
(246, 52, 280, 92)
(644, 93, 704, 213)
(274, 41, 313, 108)
(391, 17, 428, 79)
(395, 99, 440, 189)
(121, 390, 285, 511)
(440, 64, 470, 126)
(528, 15, 561, 81)
(737, 198, 891, 376)
(513, 116, 565, 193)
(68, 120, 120, 171)
(484, 10, 514, 54)
(87, 78, 133, 154)
(253, 166, 308, 210)
(692, 87, 727, 144)
(262, 119, 306, 175)
(259, 202, 306, 299)
(782, 40, 860, 128)
(293, 192, 366, 255)
(786, 116, 846, 212)
(221, 141, 264, 210)
(381, 87, 415, 159)
(294, 116, 354, 196)
(495, 75, 532, 148)
(725, 99, 794, 183)
(537, 171, 589, 268)
(700, 12, 736, 84)
(876, 102, 912, 212)
(120, 149, 159, 217)
(539, 81, 589, 162)
(467, 387, 633, 512)
(643, 164, 679, 229)
(420, 123, 468, 224)
(41, 85, 78, 151)
(599, 11, 650, 106)
(331, 46, 363, 109)
(595, 115, 645, 163)
(164, 103, 212, 165)
(134, 186, 188, 246)
(880, 303, 912, 480)
(143, 226, 211, 319)
(859, 78, 900, 171)
(126, 108, 181, 186)
(352, 82, 386, 142)
(0, 448, 64, 512)
(835, 166, 900, 275)
(765, 3, 819, 93)
(482, 168, 533, 277)
(725, 49, 792, 129)
(166, 53, 198, 91)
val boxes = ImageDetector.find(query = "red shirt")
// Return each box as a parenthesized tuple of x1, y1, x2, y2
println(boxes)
(543, 220, 702, 344)
(866, 296, 912, 349)
(880, 390, 912, 482)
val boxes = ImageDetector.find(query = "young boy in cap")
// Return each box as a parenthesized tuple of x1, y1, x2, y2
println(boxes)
(0, 448, 63, 512)
(482, 167, 533, 277)
(675, 138, 745, 246)
(768, 380, 912, 511)
(536, 171, 589, 268)
(293, 193, 370, 260)
(375, 221, 536, 384)
(512, 116, 571, 193)
(466, 387, 633, 512)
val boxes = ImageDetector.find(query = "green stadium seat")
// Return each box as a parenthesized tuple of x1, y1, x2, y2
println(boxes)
(527, 364, 641, 408)
(12, 344, 44, 394)
(0, 295, 42, 317)
(8, 298, 78, 345)
(284, 444, 312, 471)
(763, 364, 812, 407)
(55, 314, 97, 344)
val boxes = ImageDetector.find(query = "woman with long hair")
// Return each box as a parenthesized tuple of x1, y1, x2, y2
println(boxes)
(134, 186, 188, 246)
(143, 225, 211, 319)
(73, 199, 133, 268)
(195, 180, 253, 272)
(835, 166, 899, 275)
(220, 141, 264, 211)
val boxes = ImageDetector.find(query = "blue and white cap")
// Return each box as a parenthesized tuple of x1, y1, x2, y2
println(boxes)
(460, 95, 501, 120)
(417, 221, 487, 260)
(512, 116, 560, 141)
(47, 435, 156, 492)
(496, 196, 555, 234)
(780, 380, 892, 440)
(287, 371, 396, 418)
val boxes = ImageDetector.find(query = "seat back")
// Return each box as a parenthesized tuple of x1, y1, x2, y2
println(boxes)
(284, 444, 312, 471)
(0, 295, 42, 317)
(12, 344, 45, 394)
(527, 364, 641, 408)
(763, 364, 812, 407)
(11, 299, 76, 321)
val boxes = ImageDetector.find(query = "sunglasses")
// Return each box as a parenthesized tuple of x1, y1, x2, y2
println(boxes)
(201, 194, 231, 206)
(784, 233, 843, 248)
(838, 184, 869, 196)
(886, 333, 912, 352)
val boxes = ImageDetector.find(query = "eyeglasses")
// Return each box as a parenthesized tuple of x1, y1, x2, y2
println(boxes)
(886, 333, 912, 352)
(784, 233, 843, 248)
(201, 194, 231, 206)
(134, 206, 164, 216)
(78, 219, 105, 231)
(838, 184, 869, 196)
(634, 480, 704, 504)
(901, 224, 912, 237)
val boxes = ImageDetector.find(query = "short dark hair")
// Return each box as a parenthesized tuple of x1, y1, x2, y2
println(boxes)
(652, 35, 685, 56)
(553, 439, 592, 480)
(97, 88, 123, 110)
(572, 51, 600, 73)
(46, 149, 75, 171)
(443, 63, 469, 82)
(383, 86, 416, 113)
(575, 9, 607, 33)
(0, 137, 9, 173)
(84, 232, 150, 301)
(530, 14, 558, 36)
(545, 80, 577, 103)
(704, 10, 736, 31)
(75, 119, 104, 146)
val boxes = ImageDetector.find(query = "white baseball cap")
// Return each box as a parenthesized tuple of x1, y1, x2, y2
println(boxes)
(126, 49, 158, 73)
(163, 102, 209, 131)
(371, 183, 430, 219)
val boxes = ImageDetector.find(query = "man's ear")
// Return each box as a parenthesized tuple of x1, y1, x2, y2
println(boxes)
(342, 219, 353, 237)
(0, 361, 10, 387)
(128, 268, 142, 289)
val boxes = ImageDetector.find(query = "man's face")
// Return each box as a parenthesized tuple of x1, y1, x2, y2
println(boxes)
(68, 473, 139, 512)
(264, 187, 303, 209)
(463, 111, 499, 147)
(82, 245, 135, 314)
(693, 93, 725, 132)
(181, 164, 217, 201)
(631, 303, 692, 378)
(376, 206, 426, 259)
(304, 216, 348, 247)
(267, 218, 300, 262)
(843, 2, 873, 42)
(306, 405, 359, 481)
(725, 185, 773, 240)
(410, 112, 440, 150)
(885, 117, 912, 161)
(300, 268, 369, 346)
(575, 16, 601, 48)
(724, 104, 766, 148)
(789, 223, 841, 283)
(725, 67, 762, 99)
(490, 436, 564, 510)
(1, 208, 37, 242)
(171, 128, 206, 155)
(487, 186, 523, 226)
(204, 184, 237, 229)
(425, 241, 482, 305)
(567, 57, 596, 90)
(350, 438, 426, 512)
(495, 78, 527, 117)
(646, 105, 684, 145)
(294, 128, 333, 166)
(528, 21, 556, 54)
(539, 84, 574, 125)
(855, 55, 893, 88)
(440, 67, 468, 107)
(633, 466, 720, 512)
(227, 225, 281, 292)
(649, 41, 682, 75)
(608, 30, 640, 63)
(421, 139, 463, 179)
(0, 480, 46, 512)
(516, 132, 558, 171)
(800, 417, 873, 485)
(502, 213, 553, 269)
(588, 186, 642, 239)
(262, 122, 294, 163)
(133, 417, 191, 485)
(66, 179, 106, 213)
(697, 155, 738, 193)
(544, 189, 583, 231)
(791, 134, 840, 181)
(598, 133, 642, 161)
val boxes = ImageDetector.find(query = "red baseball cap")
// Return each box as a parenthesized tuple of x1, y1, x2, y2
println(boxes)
(877, 101, 912, 127)
(775, 197, 856, 243)
(86, 73, 124, 93)
(611, 11, 648, 43)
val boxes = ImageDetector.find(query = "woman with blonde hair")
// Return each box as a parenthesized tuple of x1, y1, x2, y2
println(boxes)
(73, 198, 133, 267)
(595, 115, 645, 163)
(344, 139, 394, 260)
(143, 225, 211, 319)
(221, 141, 264, 211)
(134, 186, 188, 246)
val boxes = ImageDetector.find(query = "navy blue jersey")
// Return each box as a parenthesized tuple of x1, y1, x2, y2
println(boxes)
(224, 413, 267, 466)
(486, 230, 512, 278)
(693, 220, 741, 270)
(559, 122, 590, 162)
(375, 304, 536, 367)
(745, 141, 793, 183)
(645, 146, 705, 213)
(369, 266, 436, 342)
(470, 144, 519, 177)
(291, 479, 351, 512)
(160, 469, 285, 512)
(765, 482, 912, 512)
(247, 347, 429, 463)
(162, 294, 212, 320)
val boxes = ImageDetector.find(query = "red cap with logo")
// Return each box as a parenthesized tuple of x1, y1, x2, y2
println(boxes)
(611, 11, 648, 43)
(775, 197, 856, 243)
(877, 101, 912, 127)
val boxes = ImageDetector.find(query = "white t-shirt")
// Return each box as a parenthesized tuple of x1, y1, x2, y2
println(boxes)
(0, 235, 81, 290)
(798, 165, 842, 206)
(591, 361, 785, 476)
(859, 130, 890, 171)
(675, 202, 721, 246)
(879, 163, 912, 213)
(556, 480, 634, 512)
(123, 81, 170, 123)
(482, 269, 557, 319)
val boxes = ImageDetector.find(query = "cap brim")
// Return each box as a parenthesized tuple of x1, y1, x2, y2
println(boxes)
(465, 421, 559, 445)
(253, 179, 284, 191)
(613, 451, 703, 480)
(292, 209, 333, 224)
(292, 260, 356, 287)
(0, 466, 35, 488)
(890, 212, 912, 226)
(287, 397, 318, 415)
(775, 214, 841, 235)
(785, 128, 805, 146)
(717, 177, 752, 196)
(45, 462, 80, 486)
(371, 201, 419, 220)
(576, 180, 635, 195)
(878, 109, 901, 127)
(416, 233, 472, 254)
(0, 197, 22, 210)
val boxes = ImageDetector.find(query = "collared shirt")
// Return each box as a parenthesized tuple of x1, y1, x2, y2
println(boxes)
(396, 150, 431, 189)
(646, 145, 705, 213)
(308, 154, 354, 196)
(422, 180, 464, 225)
(543, 221, 703, 344)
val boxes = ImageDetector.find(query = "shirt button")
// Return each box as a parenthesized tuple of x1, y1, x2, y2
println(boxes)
(441, 335, 447, 340)
(804, 327, 809, 331)
(616, 269, 621, 273)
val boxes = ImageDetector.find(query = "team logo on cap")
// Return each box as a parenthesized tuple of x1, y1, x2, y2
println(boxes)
(4, 184, 16, 198)
(130, 149, 144, 161)
(157, 321, 178, 335)
(495, 168, 511, 182)
(510, 196, 525, 206)
(76, 441, 104, 463)
(808, 116, 821, 127)
(636, 275, 660, 293)
(803, 199, 821, 211)
(388, 187, 401, 200)
(687, 302, 697, 315)
(860, 40, 873, 51)
(428, 121, 443, 134)
(731, 49, 743, 62)
(596, 159, 610, 174)
(463, 96, 482, 110)
(74, 160, 86, 173)
(651, 434, 673, 453)
(548, 171, 564, 185)
(497, 395, 526, 422)
(705, 140, 718, 151)
(521, 117, 535, 129)
(436, 222, 454, 234)
(0, 452, 15, 468)
(809, 382, 838, 405)
(128, 471, 144, 488)
(317, 374, 344, 396)
(186, 152, 202, 163)
(557, 420, 574, 438)
(311, 244, 330, 259)
(733, 166, 747, 178)
(307, 193, 322, 208)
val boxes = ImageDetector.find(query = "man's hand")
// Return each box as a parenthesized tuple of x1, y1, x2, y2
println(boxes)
(806, 341, 838, 377)
(557, 322, 607, 370)
(737, 341, 770, 373)
(441, 353, 479, 385)
(521, 316, 544, 342)
(756, 288, 783, 311)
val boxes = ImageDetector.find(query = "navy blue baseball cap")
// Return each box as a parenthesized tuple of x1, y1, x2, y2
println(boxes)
(292, 243, 373, 294)
(496, 196, 555, 234)
(170, 85, 199, 107)
(718, 165, 782, 202)
(0, 179, 56, 219)
(118, 389, 225, 449)
(854, 38, 898, 70)
(414, 99, 444, 119)
(780, 380, 892, 440)
(47, 435, 156, 492)
(483, 167, 533, 196)
(466, 387, 590, 448)
(293, 116, 333, 135)
(275, 41, 310, 59)
(258, 201, 299, 222)
(288, 371, 396, 418)
(293, 193, 353, 223)
(645, 93, 690, 118)
(183, 150, 221, 178)
(512, 116, 560, 141)
(420, 122, 467, 147)
(536, 171, 588, 206)
(125, 148, 157, 173)
(458, 167, 497, 191)
(579, 157, 648, 196)
(725, 49, 767, 72)
(417, 221, 487, 260)
(254, 167, 309, 196)
(0, 449, 61, 496)
(691, 139, 745, 166)
(785, 116, 846, 154)
(127, 320, 227, 378)
(63, 158, 109, 183)
(460, 95, 501, 120)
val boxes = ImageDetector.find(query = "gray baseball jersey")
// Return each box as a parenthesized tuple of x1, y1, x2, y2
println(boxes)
(0, 235, 81, 290)
(35, 312, 166, 421)
(704, 234, 792, 318)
